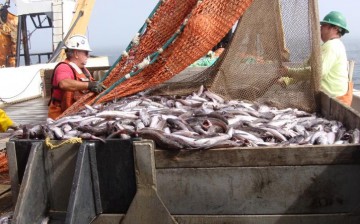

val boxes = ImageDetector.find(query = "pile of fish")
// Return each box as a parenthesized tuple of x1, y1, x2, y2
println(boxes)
(11, 86, 360, 150)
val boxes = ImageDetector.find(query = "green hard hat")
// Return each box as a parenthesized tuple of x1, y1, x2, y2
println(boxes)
(320, 11, 349, 33)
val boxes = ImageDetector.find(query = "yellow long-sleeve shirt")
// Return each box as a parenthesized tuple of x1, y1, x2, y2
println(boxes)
(0, 109, 14, 132)
(284, 38, 348, 97)
(320, 39, 348, 97)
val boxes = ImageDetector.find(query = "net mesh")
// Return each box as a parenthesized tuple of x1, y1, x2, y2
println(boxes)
(152, 0, 321, 112)
(61, 0, 321, 117)
(0, 11, 17, 67)
(210, 0, 320, 111)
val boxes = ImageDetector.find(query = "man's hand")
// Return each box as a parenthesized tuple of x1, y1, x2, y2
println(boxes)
(88, 82, 106, 93)
(276, 65, 292, 88)
(278, 65, 289, 77)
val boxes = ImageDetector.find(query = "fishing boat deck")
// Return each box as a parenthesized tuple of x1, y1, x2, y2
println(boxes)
(2, 97, 49, 125)
(0, 97, 49, 215)
(0, 96, 48, 151)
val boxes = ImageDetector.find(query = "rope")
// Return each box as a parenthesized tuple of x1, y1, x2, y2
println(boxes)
(45, 137, 82, 150)
(0, 23, 11, 35)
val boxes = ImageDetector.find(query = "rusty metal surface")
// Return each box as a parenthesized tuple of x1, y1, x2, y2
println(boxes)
(6, 139, 360, 223)
(12, 142, 47, 224)
(156, 165, 360, 215)
(122, 140, 177, 224)
(155, 145, 360, 168)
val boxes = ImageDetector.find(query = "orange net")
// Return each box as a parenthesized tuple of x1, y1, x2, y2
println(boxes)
(0, 151, 9, 184)
(137, 0, 321, 112)
(0, 11, 17, 67)
(60, 0, 254, 117)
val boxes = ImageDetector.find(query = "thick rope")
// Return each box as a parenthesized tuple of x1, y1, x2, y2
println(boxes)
(45, 137, 82, 150)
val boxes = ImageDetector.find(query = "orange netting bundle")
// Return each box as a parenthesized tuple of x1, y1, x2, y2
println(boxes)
(0, 10, 17, 67)
(0, 151, 9, 184)
(60, 0, 254, 117)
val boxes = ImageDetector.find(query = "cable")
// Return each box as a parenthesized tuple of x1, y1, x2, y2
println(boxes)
(0, 69, 41, 102)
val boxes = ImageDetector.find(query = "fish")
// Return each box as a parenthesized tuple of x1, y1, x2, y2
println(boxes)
(138, 128, 185, 150)
(135, 119, 145, 130)
(227, 115, 258, 125)
(83, 104, 98, 115)
(62, 130, 81, 139)
(166, 118, 193, 132)
(61, 123, 72, 133)
(177, 99, 203, 107)
(259, 127, 287, 142)
(77, 125, 110, 136)
(200, 118, 227, 133)
(48, 125, 64, 139)
(203, 90, 225, 104)
(17, 85, 357, 149)
(350, 128, 360, 144)
(28, 124, 44, 139)
(233, 130, 264, 143)
(79, 133, 106, 143)
(314, 132, 329, 145)
(139, 109, 151, 126)
(195, 111, 229, 125)
(327, 132, 336, 144)
(205, 140, 244, 149)
(78, 116, 105, 127)
(96, 110, 138, 119)
(50, 115, 84, 127)
(335, 127, 346, 141)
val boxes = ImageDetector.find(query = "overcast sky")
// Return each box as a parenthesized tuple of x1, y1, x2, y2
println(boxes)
(318, 0, 359, 39)
(7, 0, 360, 54)
(86, 0, 360, 52)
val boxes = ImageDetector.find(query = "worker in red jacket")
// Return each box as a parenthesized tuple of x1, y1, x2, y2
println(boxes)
(48, 35, 106, 119)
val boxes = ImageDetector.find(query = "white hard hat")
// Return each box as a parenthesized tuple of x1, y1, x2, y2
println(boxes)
(64, 34, 92, 51)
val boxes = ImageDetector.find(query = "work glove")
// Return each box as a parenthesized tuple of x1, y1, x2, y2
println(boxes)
(9, 122, 20, 130)
(88, 81, 106, 94)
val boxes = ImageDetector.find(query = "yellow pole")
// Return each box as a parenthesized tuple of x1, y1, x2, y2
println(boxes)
(56, 0, 96, 62)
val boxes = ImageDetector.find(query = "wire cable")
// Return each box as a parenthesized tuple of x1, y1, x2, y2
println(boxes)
(0, 69, 41, 103)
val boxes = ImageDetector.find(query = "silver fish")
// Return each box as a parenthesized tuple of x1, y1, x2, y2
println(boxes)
(61, 123, 72, 133)
(233, 130, 264, 143)
(203, 90, 224, 103)
(139, 109, 151, 127)
(79, 133, 106, 143)
(139, 129, 184, 150)
(350, 128, 360, 144)
(135, 119, 145, 130)
(260, 127, 287, 142)
(96, 110, 138, 119)
(197, 85, 205, 96)
(48, 125, 64, 139)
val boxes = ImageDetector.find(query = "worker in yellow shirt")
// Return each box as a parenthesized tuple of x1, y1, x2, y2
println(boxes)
(279, 11, 352, 106)
(0, 109, 15, 132)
